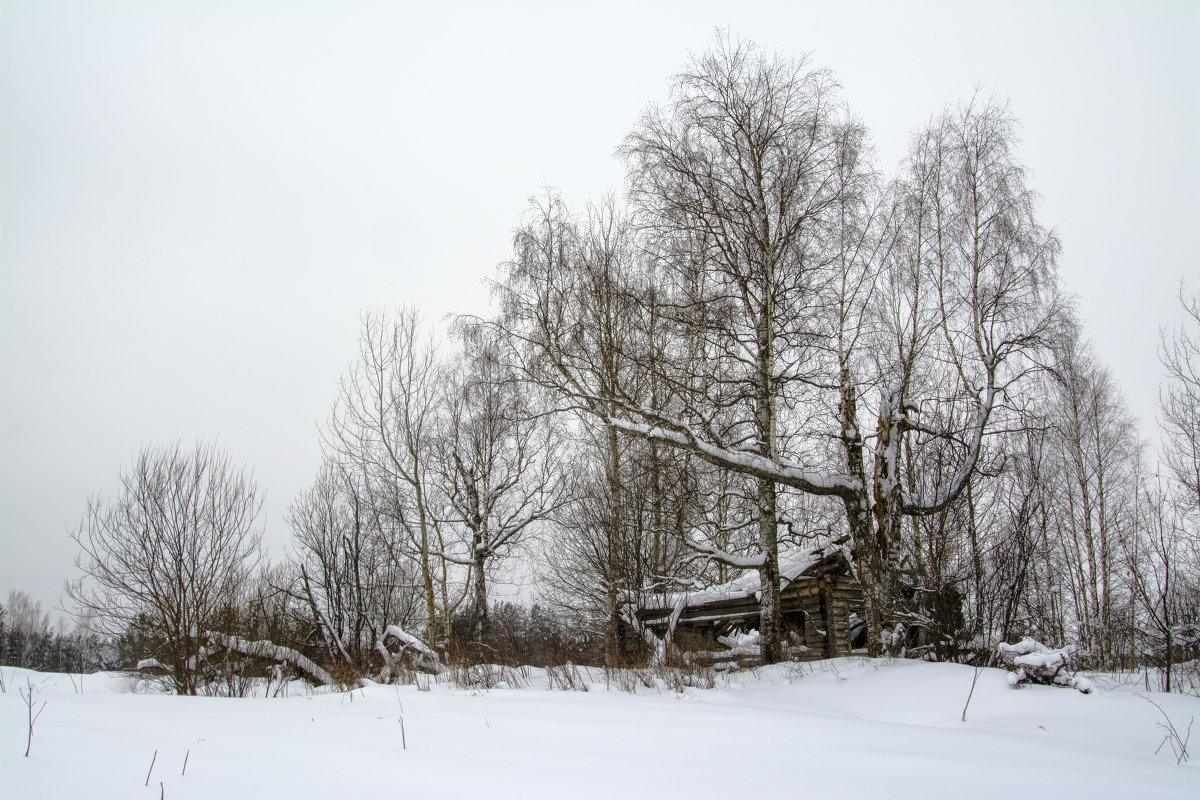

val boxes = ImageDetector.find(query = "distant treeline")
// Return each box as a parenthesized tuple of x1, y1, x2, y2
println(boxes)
(0, 591, 115, 673)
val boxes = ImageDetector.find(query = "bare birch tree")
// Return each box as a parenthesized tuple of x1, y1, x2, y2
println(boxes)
(323, 309, 451, 648)
(495, 40, 1061, 662)
(286, 458, 421, 668)
(67, 442, 262, 694)
(1046, 326, 1140, 666)
(438, 322, 568, 643)
(497, 193, 646, 664)
(1126, 483, 1198, 691)
(1160, 285, 1200, 518)
(620, 35, 850, 662)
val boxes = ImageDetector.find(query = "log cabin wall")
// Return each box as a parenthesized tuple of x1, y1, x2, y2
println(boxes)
(634, 575, 865, 663)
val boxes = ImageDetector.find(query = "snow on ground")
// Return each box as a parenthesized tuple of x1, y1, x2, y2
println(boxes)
(2, 659, 1196, 799)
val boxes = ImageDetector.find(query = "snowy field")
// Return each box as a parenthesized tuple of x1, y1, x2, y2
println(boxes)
(2, 659, 1197, 799)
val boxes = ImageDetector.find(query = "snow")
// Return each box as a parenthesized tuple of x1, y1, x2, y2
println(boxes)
(380, 625, 444, 674)
(715, 630, 762, 658)
(2, 659, 1196, 799)
(603, 414, 863, 496)
(686, 539, 768, 569)
(381, 625, 437, 658)
(208, 633, 333, 687)
(997, 637, 1092, 693)
(642, 543, 836, 611)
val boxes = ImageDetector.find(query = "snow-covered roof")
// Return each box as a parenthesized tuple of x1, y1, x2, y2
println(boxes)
(640, 541, 853, 613)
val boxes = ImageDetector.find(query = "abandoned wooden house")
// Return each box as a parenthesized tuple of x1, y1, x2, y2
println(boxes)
(632, 541, 867, 663)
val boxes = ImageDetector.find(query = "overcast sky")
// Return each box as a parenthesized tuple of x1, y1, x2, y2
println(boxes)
(2, 1, 1197, 616)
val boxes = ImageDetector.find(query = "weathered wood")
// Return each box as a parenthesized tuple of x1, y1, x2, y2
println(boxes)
(634, 545, 866, 659)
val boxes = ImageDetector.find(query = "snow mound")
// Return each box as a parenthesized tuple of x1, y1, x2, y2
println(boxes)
(997, 638, 1092, 693)
(1, 660, 1196, 799)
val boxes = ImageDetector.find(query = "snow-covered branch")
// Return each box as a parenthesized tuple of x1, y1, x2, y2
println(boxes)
(997, 638, 1093, 693)
(900, 382, 996, 516)
(379, 625, 444, 675)
(206, 633, 334, 687)
(685, 538, 767, 569)
(601, 412, 861, 498)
